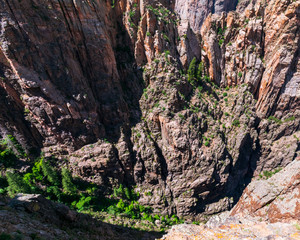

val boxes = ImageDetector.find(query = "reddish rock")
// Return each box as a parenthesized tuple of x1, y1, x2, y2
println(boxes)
(161, 221, 300, 240)
(231, 158, 300, 223)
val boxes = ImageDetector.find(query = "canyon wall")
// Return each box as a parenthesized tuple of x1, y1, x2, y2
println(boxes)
(0, 0, 299, 218)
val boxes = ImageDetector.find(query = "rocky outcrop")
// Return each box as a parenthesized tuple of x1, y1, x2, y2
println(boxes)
(8, 194, 77, 223)
(160, 220, 300, 240)
(175, 0, 238, 33)
(161, 158, 300, 239)
(131, 57, 260, 217)
(253, 117, 300, 174)
(0, 194, 161, 240)
(69, 139, 127, 186)
(231, 158, 300, 223)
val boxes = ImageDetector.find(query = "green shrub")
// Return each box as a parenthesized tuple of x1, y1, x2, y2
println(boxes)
(124, 187, 131, 200)
(284, 116, 295, 122)
(0, 175, 7, 192)
(164, 50, 170, 58)
(31, 159, 43, 181)
(218, 39, 224, 46)
(0, 135, 24, 168)
(6, 171, 31, 196)
(22, 159, 43, 187)
(0, 233, 12, 240)
(86, 184, 97, 195)
(23, 173, 35, 186)
(260, 167, 282, 179)
(116, 198, 125, 210)
(113, 184, 138, 201)
(46, 186, 62, 201)
(113, 184, 125, 198)
(0, 148, 17, 168)
(2, 135, 25, 158)
(73, 195, 93, 212)
(232, 119, 240, 127)
(268, 116, 282, 124)
(163, 34, 170, 42)
(111, 0, 116, 8)
(142, 213, 154, 222)
(108, 198, 152, 219)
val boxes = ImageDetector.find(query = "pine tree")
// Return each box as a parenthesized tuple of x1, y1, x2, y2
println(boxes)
(124, 187, 131, 200)
(61, 168, 76, 195)
(188, 57, 197, 84)
(197, 61, 204, 81)
(41, 159, 59, 186)
(6, 171, 31, 196)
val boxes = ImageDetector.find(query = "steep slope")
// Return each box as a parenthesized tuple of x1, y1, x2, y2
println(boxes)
(0, 194, 161, 240)
(0, 0, 143, 153)
(161, 158, 300, 239)
(201, 0, 300, 116)
(0, 0, 299, 220)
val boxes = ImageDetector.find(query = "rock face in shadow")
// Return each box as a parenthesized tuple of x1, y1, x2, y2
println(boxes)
(0, 194, 161, 240)
(0, 0, 143, 154)
(0, 0, 299, 218)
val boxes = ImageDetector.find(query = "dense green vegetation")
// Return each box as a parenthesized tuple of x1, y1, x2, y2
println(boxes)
(0, 135, 24, 168)
(0, 136, 183, 232)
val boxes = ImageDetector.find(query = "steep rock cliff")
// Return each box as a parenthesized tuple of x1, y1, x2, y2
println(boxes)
(0, 0, 143, 154)
(201, 0, 300, 117)
(161, 158, 300, 239)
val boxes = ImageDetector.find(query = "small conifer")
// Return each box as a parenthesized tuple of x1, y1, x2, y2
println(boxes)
(41, 159, 59, 186)
(6, 171, 31, 196)
(61, 168, 76, 195)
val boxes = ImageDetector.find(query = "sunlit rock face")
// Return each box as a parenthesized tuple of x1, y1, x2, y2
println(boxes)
(175, 0, 238, 33)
